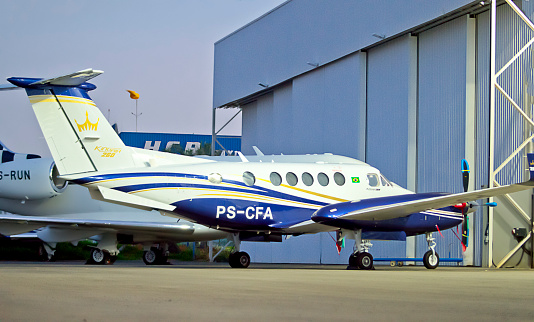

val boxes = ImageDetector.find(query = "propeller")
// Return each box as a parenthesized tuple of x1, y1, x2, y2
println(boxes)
(460, 159, 470, 251)
(458, 159, 497, 252)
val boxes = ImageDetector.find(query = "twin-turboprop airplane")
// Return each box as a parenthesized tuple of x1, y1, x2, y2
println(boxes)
(3, 68, 534, 269)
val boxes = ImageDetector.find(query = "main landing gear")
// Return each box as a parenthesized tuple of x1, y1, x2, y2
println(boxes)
(143, 245, 170, 265)
(86, 247, 118, 265)
(228, 233, 250, 268)
(85, 233, 119, 265)
(347, 229, 374, 270)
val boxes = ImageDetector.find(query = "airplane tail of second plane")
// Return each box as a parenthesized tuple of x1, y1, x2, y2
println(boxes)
(6, 69, 137, 175)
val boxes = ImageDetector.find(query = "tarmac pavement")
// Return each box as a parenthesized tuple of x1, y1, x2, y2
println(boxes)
(0, 260, 533, 321)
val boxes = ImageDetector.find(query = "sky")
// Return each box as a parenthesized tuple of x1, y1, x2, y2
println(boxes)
(0, 0, 286, 156)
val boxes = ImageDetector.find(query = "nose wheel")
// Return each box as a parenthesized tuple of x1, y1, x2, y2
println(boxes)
(423, 232, 440, 269)
(347, 229, 374, 270)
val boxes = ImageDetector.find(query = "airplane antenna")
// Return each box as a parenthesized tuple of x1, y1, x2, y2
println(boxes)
(237, 151, 249, 163)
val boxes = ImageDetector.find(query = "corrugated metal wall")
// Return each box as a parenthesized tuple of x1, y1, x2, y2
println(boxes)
(214, 0, 474, 108)
(416, 16, 470, 263)
(240, 53, 367, 158)
(367, 35, 415, 188)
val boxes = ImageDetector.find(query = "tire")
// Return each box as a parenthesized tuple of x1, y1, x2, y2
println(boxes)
(87, 248, 110, 265)
(229, 252, 250, 268)
(423, 250, 439, 269)
(356, 252, 373, 270)
(348, 252, 359, 267)
(143, 250, 158, 265)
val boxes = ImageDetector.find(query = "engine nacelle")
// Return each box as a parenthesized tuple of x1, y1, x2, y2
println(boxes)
(0, 158, 67, 200)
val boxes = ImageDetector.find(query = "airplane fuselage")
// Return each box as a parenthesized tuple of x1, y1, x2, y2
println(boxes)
(71, 160, 464, 237)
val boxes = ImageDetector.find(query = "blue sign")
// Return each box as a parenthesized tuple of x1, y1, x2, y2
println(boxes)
(119, 132, 241, 155)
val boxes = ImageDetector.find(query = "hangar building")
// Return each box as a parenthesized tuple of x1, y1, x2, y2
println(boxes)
(213, 0, 534, 267)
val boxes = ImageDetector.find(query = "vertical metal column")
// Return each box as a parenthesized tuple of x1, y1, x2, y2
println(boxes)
(406, 34, 418, 263)
(488, 0, 497, 268)
(464, 17, 477, 266)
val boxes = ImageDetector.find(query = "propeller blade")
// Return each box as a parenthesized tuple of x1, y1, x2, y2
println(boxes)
(461, 159, 470, 193)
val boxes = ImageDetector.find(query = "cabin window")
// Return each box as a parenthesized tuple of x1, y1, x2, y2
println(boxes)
(270, 172, 282, 186)
(318, 172, 329, 186)
(208, 173, 222, 184)
(243, 171, 255, 186)
(334, 172, 345, 186)
(286, 172, 298, 186)
(302, 172, 314, 186)
(367, 173, 379, 187)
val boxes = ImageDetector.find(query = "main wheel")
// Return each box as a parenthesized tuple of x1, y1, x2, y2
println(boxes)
(423, 250, 439, 269)
(87, 248, 111, 265)
(229, 251, 250, 268)
(348, 252, 360, 268)
(143, 249, 159, 265)
(356, 252, 373, 270)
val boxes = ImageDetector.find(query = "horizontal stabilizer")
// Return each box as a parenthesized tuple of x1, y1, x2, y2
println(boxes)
(95, 185, 176, 212)
(0, 84, 19, 91)
(29, 69, 103, 87)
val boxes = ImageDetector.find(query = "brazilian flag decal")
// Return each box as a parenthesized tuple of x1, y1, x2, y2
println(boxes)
(351, 177, 360, 183)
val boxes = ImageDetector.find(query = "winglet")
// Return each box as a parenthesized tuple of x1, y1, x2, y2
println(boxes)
(528, 153, 534, 181)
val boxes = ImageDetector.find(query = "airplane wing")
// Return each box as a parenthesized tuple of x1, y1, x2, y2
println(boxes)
(312, 180, 534, 223)
(0, 214, 195, 237)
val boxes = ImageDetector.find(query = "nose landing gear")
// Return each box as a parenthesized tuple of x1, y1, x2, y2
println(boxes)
(423, 232, 440, 269)
(347, 229, 374, 270)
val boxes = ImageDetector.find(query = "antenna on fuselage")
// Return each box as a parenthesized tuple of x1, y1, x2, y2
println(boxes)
(237, 151, 249, 163)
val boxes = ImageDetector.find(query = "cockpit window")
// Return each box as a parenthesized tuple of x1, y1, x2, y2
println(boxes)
(367, 173, 379, 187)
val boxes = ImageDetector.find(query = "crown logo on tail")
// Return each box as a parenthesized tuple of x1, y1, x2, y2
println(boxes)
(75, 111, 99, 132)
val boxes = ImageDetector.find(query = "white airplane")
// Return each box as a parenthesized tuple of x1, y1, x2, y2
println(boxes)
(0, 143, 227, 264)
(3, 68, 534, 269)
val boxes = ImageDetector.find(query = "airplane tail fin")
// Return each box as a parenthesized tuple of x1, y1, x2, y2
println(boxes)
(7, 69, 136, 175)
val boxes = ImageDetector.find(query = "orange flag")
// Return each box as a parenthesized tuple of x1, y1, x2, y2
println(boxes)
(126, 90, 139, 100)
